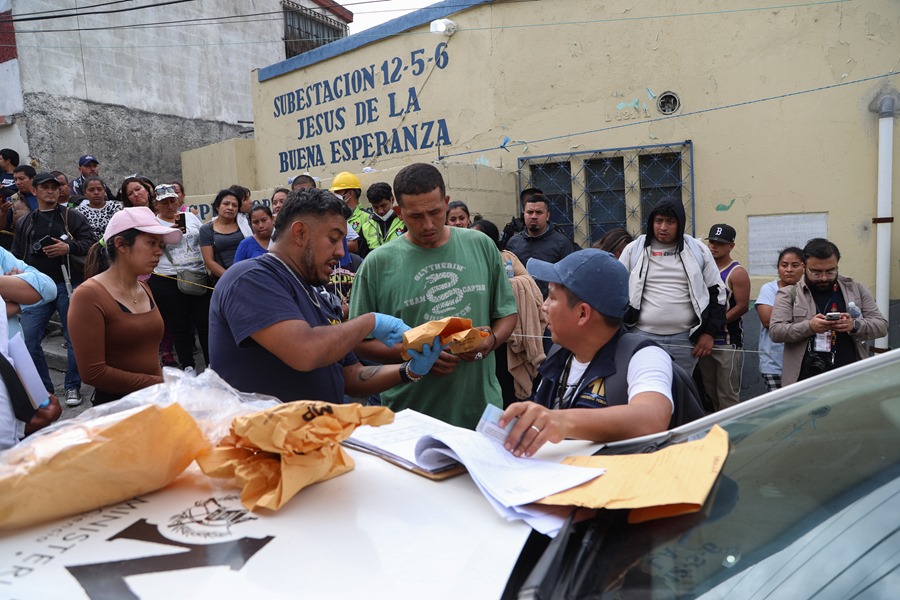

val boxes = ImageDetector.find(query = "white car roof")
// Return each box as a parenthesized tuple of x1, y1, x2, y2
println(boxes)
(0, 441, 599, 599)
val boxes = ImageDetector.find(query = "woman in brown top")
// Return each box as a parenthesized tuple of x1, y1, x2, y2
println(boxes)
(69, 207, 183, 405)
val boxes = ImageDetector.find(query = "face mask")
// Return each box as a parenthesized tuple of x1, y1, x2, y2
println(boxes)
(376, 210, 394, 222)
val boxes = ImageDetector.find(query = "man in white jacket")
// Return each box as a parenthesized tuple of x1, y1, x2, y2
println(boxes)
(618, 197, 726, 374)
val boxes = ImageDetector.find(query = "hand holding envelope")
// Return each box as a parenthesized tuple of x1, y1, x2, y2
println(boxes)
(401, 317, 491, 362)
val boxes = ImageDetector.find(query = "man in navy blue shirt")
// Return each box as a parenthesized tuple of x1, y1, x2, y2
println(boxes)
(209, 187, 441, 403)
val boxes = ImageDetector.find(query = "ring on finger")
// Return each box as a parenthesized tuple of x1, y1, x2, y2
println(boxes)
(530, 425, 541, 434)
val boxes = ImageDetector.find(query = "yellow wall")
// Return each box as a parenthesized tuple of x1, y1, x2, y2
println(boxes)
(182, 138, 258, 200)
(189, 0, 900, 297)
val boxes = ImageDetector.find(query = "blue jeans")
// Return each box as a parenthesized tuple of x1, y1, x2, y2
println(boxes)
(21, 281, 81, 393)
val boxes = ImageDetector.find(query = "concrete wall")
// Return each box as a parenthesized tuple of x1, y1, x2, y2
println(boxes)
(23, 92, 245, 187)
(6, 0, 315, 185)
(13, 0, 287, 124)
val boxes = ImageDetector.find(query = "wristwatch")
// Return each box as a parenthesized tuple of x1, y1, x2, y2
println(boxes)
(398, 361, 423, 384)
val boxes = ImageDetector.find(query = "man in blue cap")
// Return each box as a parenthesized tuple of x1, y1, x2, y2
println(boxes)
(500, 249, 703, 457)
(71, 155, 115, 202)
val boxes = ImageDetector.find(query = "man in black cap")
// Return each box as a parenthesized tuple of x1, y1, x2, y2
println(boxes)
(71, 155, 115, 202)
(697, 223, 749, 411)
(499, 249, 704, 457)
(11, 172, 95, 408)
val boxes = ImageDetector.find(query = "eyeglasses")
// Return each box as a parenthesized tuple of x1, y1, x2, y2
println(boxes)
(806, 268, 838, 279)
(155, 184, 177, 196)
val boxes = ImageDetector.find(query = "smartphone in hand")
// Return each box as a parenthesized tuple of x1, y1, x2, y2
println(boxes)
(175, 212, 187, 233)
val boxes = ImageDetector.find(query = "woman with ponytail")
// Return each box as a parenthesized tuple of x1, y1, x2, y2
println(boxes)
(69, 207, 183, 405)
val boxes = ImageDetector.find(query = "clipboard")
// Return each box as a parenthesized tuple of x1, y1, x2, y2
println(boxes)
(343, 438, 467, 480)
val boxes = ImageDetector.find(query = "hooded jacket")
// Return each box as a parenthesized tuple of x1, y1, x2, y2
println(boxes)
(618, 198, 726, 343)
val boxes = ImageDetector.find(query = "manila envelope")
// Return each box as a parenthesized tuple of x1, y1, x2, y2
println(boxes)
(538, 425, 729, 523)
(401, 317, 489, 359)
(0, 403, 207, 531)
(197, 401, 394, 512)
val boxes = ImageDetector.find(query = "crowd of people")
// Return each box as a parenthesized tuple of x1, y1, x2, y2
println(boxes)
(0, 148, 889, 454)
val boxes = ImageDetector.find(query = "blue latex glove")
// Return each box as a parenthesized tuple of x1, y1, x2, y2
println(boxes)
(371, 313, 410, 347)
(408, 335, 444, 377)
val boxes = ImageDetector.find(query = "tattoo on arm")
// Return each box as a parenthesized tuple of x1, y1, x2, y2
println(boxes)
(357, 365, 380, 382)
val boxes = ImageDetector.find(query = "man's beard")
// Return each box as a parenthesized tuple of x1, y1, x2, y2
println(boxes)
(301, 244, 329, 286)
(810, 277, 836, 292)
(527, 223, 542, 233)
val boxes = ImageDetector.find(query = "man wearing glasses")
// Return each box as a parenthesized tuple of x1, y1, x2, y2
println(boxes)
(770, 238, 886, 385)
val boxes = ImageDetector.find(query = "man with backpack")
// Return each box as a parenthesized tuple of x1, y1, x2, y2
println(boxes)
(499, 249, 704, 458)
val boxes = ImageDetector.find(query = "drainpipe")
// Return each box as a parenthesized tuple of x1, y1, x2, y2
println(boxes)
(871, 94, 896, 350)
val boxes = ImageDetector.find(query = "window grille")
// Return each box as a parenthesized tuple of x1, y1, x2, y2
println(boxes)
(518, 141, 694, 247)
(282, 0, 348, 59)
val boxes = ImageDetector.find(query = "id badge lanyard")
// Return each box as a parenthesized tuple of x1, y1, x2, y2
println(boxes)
(813, 283, 838, 357)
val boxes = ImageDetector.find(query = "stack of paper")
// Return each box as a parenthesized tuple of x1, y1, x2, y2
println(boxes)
(347, 409, 605, 535)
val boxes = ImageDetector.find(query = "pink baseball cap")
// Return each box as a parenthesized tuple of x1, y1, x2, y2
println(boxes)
(104, 207, 183, 245)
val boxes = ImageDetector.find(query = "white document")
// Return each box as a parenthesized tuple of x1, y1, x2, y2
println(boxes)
(415, 427, 605, 508)
(346, 409, 460, 473)
(7, 332, 49, 410)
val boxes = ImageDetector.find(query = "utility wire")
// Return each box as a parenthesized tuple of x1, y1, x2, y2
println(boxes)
(440, 71, 900, 160)
(6, 0, 849, 34)
(0, 0, 200, 24)
(2, 0, 393, 26)
(6, 0, 135, 18)
(8, 0, 392, 33)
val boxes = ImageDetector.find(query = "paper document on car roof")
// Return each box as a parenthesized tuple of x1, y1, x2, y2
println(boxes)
(537, 425, 728, 523)
(415, 428, 605, 508)
(344, 408, 466, 478)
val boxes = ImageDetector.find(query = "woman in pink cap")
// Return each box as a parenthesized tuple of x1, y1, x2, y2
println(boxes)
(68, 207, 183, 405)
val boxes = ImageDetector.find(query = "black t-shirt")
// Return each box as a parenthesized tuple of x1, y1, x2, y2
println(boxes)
(809, 284, 855, 368)
(28, 209, 69, 283)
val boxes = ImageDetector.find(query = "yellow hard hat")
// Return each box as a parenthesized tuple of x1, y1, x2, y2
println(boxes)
(330, 171, 361, 192)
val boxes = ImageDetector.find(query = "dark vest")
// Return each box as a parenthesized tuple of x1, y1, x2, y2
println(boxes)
(533, 330, 705, 430)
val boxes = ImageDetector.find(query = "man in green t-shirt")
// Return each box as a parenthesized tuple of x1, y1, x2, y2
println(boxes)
(350, 163, 518, 429)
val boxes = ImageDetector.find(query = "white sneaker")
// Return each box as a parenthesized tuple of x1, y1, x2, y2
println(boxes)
(183, 366, 196, 376)
(65, 389, 82, 407)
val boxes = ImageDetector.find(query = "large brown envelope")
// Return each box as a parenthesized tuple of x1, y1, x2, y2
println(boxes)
(0, 403, 207, 531)
(197, 402, 394, 511)
(401, 317, 489, 359)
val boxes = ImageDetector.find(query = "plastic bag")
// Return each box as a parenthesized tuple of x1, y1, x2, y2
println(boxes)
(0, 368, 280, 531)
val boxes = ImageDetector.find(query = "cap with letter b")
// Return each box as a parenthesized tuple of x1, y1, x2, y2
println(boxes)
(707, 223, 736, 244)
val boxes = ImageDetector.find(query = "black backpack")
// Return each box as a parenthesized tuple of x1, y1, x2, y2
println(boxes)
(602, 332, 707, 429)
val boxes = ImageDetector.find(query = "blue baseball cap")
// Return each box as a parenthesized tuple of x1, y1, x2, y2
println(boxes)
(79, 155, 99, 167)
(526, 249, 629, 318)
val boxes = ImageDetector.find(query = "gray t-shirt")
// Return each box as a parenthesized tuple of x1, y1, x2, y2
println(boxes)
(636, 241, 697, 335)
(198, 223, 245, 270)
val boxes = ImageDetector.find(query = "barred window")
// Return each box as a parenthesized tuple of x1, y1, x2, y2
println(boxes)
(282, 0, 348, 59)
(519, 142, 694, 247)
